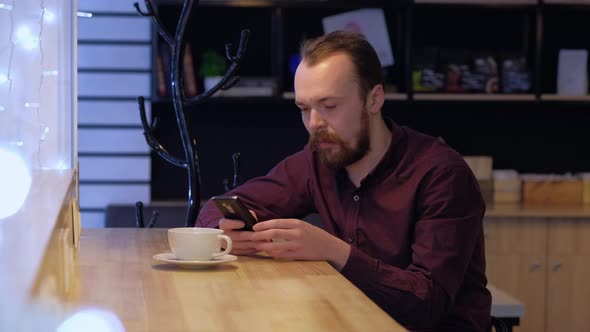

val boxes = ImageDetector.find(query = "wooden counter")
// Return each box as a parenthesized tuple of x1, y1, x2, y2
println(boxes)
(486, 203, 590, 218)
(60, 228, 406, 332)
(0, 170, 76, 307)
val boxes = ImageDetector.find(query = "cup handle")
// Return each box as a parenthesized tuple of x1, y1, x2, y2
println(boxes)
(213, 234, 232, 258)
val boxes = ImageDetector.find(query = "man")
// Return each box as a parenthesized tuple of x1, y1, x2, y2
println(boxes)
(196, 31, 491, 331)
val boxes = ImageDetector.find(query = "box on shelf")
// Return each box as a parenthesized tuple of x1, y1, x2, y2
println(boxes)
(582, 173, 590, 205)
(463, 156, 493, 203)
(493, 169, 521, 204)
(522, 174, 583, 206)
(463, 156, 493, 180)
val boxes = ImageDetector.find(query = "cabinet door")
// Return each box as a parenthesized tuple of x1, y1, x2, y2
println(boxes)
(484, 217, 547, 332)
(546, 218, 590, 332)
(484, 217, 547, 256)
(486, 254, 546, 332)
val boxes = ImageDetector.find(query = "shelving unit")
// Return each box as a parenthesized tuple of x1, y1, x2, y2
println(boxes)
(414, 0, 536, 5)
(541, 94, 590, 102)
(413, 93, 536, 101)
(150, 0, 590, 203)
(282, 92, 409, 101)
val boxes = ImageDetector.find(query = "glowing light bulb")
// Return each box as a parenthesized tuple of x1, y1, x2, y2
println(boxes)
(43, 10, 56, 23)
(0, 105, 5, 112)
(40, 126, 49, 141)
(54, 160, 68, 170)
(0, 148, 32, 219)
(0, 3, 13, 11)
(77, 11, 93, 18)
(0, 73, 8, 84)
(57, 309, 125, 332)
(24, 102, 40, 108)
(15, 26, 39, 50)
(42, 70, 58, 77)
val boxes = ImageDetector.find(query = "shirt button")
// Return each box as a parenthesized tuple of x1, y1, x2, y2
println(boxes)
(353, 195, 360, 202)
(347, 237, 354, 243)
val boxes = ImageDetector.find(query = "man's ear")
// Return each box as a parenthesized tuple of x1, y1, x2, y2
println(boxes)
(367, 84, 385, 114)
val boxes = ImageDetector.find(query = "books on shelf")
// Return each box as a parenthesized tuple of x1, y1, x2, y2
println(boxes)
(183, 44, 197, 97)
(156, 42, 198, 97)
(413, 48, 532, 94)
(557, 49, 588, 96)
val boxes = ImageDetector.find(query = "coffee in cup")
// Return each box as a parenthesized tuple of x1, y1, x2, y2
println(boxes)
(168, 227, 232, 261)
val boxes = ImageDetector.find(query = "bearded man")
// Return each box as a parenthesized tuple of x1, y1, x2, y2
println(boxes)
(196, 31, 491, 332)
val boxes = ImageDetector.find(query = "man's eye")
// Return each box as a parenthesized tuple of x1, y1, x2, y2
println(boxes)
(324, 105, 336, 110)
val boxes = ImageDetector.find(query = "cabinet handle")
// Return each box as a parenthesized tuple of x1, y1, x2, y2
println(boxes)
(530, 262, 541, 271)
(551, 262, 563, 271)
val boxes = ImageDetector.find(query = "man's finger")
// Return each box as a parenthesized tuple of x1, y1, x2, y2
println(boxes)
(232, 241, 258, 250)
(219, 218, 245, 230)
(250, 228, 294, 242)
(225, 229, 256, 242)
(255, 239, 300, 252)
(252, 219, 298, 232)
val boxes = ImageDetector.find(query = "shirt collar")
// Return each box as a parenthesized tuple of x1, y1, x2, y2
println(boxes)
(335, 117, 406, 189)
(359, 117, 406, 186)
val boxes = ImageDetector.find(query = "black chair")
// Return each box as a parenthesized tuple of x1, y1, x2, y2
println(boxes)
(491, 316, 509, 332)
(105, 203, 188, 228)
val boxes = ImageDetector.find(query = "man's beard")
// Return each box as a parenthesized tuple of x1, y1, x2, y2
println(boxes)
(309, 110, 370, 169)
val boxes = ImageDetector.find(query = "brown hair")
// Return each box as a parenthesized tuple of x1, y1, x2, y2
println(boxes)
(300, 31, 384, 101)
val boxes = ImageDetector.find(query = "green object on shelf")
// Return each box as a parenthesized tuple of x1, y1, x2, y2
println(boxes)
(198, 50, 226, 77)
(413, 70, 438, 92)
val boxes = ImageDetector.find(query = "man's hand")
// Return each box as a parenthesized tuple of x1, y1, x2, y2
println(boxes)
(218, 210, 263, 256)
(250, 219, 351, 271)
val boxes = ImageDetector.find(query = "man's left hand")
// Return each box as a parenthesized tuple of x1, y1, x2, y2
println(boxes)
(250, 219, 351, 271)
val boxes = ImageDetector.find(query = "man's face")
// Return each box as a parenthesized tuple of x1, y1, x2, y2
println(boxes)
(294, 53, 370, 169)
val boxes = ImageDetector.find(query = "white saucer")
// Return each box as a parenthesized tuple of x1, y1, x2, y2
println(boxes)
(152, 252, 237, 269)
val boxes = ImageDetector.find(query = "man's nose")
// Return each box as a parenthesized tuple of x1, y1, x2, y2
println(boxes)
(309, 109, 326, 131)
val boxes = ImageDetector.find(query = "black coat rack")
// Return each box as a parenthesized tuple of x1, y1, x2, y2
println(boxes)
(133, 0, 250, 227)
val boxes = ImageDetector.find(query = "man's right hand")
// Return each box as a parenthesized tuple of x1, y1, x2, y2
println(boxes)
(218, 210, 261, 256)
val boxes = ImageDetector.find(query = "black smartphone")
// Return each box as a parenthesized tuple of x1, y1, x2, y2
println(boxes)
(211, 195, 258, 231)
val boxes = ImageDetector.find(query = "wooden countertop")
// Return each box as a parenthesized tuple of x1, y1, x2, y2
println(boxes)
(486, 203, 590, 218)
(63, 228, 406, 332)
(0, 169, 75, 307)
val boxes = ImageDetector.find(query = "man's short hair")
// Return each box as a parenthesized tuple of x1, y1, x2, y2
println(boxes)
(300, 31, 384, 101)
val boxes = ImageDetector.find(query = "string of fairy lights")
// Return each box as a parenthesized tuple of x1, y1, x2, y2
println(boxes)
(0, 0, 93, 221)
(0, 0, 91, 170)
(0, 0, 52, 168)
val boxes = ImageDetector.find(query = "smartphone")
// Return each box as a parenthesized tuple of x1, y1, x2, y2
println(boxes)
(211, 195, 258, 231)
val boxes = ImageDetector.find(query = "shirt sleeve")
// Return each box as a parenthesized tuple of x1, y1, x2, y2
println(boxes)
(196, 148, 316, 228)
(340, 164, 486, 328)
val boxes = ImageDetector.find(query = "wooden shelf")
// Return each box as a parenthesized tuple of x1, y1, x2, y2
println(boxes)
(413, 93, 536, 101)
(282, 92, 295, 99)
(414, 0, 536, 5)
(385, 93, 408, 101)
(160, 0, 406, 8)
(541, 94, 590, 102)
(543, 0, 590, 4)
(282, 92, 408, 101)
(486, 203, 590, 218)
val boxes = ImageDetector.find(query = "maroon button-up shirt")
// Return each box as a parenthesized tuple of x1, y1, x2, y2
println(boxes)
(196, 121, 491, 331)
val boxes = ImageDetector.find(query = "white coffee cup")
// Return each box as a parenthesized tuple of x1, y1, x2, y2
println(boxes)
(168, 227, 232, 261)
